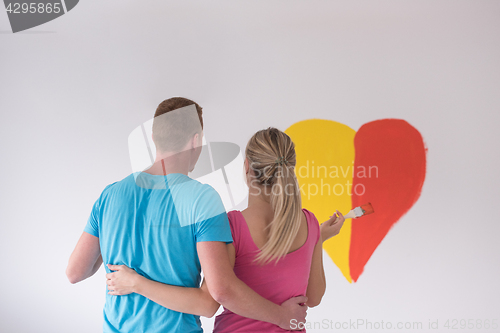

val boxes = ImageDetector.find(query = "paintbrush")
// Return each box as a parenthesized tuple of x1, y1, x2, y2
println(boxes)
(343, 202, 374, 219)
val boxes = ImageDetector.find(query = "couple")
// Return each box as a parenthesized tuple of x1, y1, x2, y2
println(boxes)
(66, 97, 345, 332)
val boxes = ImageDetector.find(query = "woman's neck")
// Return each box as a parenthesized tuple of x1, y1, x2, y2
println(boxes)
(246, 185, 274, 222)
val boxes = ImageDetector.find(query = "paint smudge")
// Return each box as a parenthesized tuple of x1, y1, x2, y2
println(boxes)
(350, 119, 426, 282)
(286, 118, 427, 282)
(286, 119, 356, 282)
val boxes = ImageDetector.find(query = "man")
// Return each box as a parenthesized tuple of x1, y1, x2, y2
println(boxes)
(66, 97, 307, 332)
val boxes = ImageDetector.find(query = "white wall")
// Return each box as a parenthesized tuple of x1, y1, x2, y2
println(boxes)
(1, 1, 499, 332)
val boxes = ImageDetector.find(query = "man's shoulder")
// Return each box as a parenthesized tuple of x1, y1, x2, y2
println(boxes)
(96, 174, 136, 200)
(169, 174, 218, 198)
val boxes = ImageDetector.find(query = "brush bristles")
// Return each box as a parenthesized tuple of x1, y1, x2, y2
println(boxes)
(353, 207, 364, 217)
(361, 202, 374, 215)
(352, 202, 375, 218)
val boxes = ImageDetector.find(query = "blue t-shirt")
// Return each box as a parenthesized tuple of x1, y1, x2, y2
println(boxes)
(84, 172, 233, 333)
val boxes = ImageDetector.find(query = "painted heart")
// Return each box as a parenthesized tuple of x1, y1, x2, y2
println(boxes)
(286, 119, 427, 282)
(4, 0, 79, 33)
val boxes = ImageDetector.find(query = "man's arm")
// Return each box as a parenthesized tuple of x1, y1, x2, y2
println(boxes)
(197, 241, 308, 330)
(66, 232, 102, 284)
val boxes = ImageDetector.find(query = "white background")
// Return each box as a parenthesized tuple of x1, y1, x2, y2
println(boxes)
(1, 1, 499, 332)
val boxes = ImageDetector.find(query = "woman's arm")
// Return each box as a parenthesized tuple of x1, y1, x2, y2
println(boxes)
(306, 210, 345, 307)
(106, 243, 237, 318)
(106, 264, 220, 318)
(305, 238, 326, 307)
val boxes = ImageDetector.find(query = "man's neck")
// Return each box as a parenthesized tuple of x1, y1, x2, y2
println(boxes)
(144, 150, 191, 176)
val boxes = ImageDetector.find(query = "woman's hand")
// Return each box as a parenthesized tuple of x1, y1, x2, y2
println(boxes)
(320, 210, 345, 242)
(106, 264, 142, 296)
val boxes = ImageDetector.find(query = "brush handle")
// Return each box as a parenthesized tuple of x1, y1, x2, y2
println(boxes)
(344, 210, 356, 219)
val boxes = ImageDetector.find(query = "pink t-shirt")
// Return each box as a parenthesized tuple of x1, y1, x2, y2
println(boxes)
(213, 209, 321, 333)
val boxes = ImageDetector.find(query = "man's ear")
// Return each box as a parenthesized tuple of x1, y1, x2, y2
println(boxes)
(193, 133, 203, 148)
(190, 133, 200, 149)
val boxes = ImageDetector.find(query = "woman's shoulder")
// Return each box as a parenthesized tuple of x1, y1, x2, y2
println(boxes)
(226, 210, 253, 257)
(226, 210, 246, 234)
(227, 210, 243, 222)
(301, 208, 318, 222)
(301, 208, 321, 243)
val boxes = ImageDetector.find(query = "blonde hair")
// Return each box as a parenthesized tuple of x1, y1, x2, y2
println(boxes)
(245, 127, 302, 265)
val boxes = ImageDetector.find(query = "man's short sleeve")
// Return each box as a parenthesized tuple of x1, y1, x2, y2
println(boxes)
(84, 198, 100, 238)
(194, 185, 233, 244)
(83, 182, 117, 238)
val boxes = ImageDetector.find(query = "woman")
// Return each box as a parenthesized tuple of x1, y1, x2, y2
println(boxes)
(106, 127, 345, 331)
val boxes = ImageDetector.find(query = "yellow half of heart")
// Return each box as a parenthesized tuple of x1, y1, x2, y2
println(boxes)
(286, 119, 356, 283)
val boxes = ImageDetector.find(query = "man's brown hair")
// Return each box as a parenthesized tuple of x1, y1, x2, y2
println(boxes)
(152, 97, 203, 153)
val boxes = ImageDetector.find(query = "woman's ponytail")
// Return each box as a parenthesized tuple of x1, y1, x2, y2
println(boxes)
(246, 128, 302, 265)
